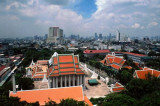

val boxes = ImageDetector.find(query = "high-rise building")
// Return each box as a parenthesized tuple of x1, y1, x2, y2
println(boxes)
(94, 33, 98, 40)
(116, 30, 120, 41)
(46, 27, 64, 44)
(99, 33, 103, 40)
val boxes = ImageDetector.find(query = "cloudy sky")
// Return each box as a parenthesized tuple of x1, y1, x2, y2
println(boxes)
(0, 0, 160, 38)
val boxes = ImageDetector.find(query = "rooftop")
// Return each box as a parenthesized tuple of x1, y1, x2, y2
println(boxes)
(100, 54, 126, 70)
(10, 86, 92, 106)
(134, 67, 160, 79)
(83, 49, 110, 54)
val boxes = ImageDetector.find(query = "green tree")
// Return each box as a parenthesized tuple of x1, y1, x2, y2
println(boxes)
(18, 77, 34, 90)
(103, 93, 137, 106)
(58, 98, 85, 106)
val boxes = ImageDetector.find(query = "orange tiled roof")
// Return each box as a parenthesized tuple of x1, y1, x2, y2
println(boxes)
(59, 55, 73, 63)
(37, 60, 48, 65)
(115, 82, 122, 87)
(74, 56, 78, 63)
(112, 87, 125, 92)
(123, 66, 132, 70)
(135, 68, 160, 79)
(101, 54, 126, 70)
(49, 54, 84, 76)
(111, 82, 125, 93)
(111, 64, 121, 70)
(10, 86, 92, 106)
(84, 96, 93, 106)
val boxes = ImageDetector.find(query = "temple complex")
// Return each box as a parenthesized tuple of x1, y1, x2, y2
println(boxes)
(26, 52, 85, 88)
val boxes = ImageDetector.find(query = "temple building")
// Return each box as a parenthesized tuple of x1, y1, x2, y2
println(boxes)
(26, 52, 85, 88)
(110, 82, 125, 93)
(26, 60, 48, 80)
(48, 53, 85, 88)
(133, 67, 160, 79)
(100, 52, 126, 71)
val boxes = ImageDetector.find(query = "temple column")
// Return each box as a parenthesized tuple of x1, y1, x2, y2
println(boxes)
(83, 75, 85, 88)
(65, 75, 67, 87)
(80, 75, 82, 85)
(60, 76, 62, 87)
(48, 77, 51, 88)
(53, 77, 55, 88)
(56, 77, 58, 88)
(73, 75, 75, 86)
(69, 75, 71, 86)
(77, 75, 79, 86)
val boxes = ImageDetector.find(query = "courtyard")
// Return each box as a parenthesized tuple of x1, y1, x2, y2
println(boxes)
(84, 77, 111, 99)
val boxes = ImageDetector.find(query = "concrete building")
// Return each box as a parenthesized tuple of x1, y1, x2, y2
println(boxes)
(46, 27, 64, 44)
(83, 49, 110, 58)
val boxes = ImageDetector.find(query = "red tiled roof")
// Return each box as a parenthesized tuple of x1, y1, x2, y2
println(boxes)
(10, 86, 91, 106)
(124, 52, 146, 57)
(83, 49, 110, 54)
(0, 65, 6, 72)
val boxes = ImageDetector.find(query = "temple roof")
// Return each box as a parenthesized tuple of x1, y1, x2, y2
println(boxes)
(134, 67, 160, 79)
(100, 54, 126, 70)
(10, 86, 92, 106)
(49, 54, 84, 77)
(111, 82, 125, 93)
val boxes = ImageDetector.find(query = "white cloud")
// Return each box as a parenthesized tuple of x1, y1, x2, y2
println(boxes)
(5, 2, 20, 10)
(149, 22, 158, 26)
(132, 23, 140, 28)
(0, 0, 160, 38)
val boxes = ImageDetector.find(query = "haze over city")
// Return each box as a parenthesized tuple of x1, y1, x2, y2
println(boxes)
(0, 0, 160, 38)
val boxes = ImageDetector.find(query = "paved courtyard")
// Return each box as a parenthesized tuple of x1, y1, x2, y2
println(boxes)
(84, 77, 111, 99)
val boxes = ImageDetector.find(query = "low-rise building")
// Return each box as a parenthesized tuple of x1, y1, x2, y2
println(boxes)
(84, 49, 110, 58)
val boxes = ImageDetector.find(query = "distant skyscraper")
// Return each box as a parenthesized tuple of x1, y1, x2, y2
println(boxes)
(116, 30, 120, 41)
(94, 33, 98, 40)
(46, 27, 64, 44)
(99, 33, 103, 40)
(44, 34, 48, 40)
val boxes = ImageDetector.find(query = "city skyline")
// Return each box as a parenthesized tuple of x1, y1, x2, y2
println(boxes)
(0, 0, 160, 38)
